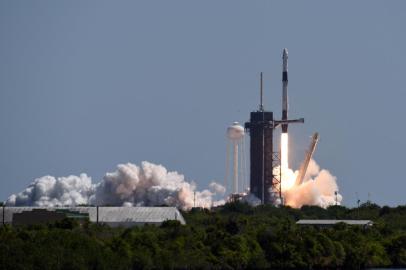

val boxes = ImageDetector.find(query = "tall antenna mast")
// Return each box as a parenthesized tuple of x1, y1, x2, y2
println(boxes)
(259, 72, 264, 111)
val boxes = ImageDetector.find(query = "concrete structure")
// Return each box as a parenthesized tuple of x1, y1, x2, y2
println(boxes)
(296, 219, 373, 227)
(1, 206, 186, 227)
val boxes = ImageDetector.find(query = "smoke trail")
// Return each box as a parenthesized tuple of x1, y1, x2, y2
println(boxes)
(5, 162, 225, 210)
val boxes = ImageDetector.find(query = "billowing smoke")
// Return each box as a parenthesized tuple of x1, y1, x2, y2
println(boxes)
(6, 162, 225, 210)
(6, 159, 341, 209)
(280, 159, 342, 208)
(276, 131, 342, 209)
(6, 174, 94, 207)
(209, 182, 226, 195)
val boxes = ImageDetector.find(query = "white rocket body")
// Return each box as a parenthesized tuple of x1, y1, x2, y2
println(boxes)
(282, 48, 289, 133)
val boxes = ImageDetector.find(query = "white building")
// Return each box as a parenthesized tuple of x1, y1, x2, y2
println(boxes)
(0, 206, 186, 227)
(296, 219, 373, 227)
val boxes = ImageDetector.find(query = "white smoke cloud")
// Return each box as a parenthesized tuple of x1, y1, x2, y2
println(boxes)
(6, 162, 225, 210)
(282, 159, 342, 208)
(209, 182, 226, 195)
(6, 159, 340, 210)
(6, 174, 94, 207)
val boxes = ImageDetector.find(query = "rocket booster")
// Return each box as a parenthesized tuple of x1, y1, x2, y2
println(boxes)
(282, 48, 289, 133)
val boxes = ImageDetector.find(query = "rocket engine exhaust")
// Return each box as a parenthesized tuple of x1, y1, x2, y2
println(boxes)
(281, 133, 289, 172)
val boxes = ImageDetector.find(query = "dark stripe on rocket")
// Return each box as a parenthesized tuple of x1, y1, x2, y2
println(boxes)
(282, 111, 288, 133)
(283, 71, 288, 82)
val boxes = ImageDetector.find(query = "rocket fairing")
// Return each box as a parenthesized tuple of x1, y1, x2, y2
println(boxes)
(282, 48, 289, 133)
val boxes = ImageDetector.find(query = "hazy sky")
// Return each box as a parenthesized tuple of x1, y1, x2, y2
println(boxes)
(1, 1, 405, 206)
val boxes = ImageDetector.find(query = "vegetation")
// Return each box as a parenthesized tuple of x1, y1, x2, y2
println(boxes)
(1, 202, 406, 269)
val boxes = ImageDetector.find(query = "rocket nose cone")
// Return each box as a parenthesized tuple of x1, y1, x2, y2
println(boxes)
(283, 48, 288, 58)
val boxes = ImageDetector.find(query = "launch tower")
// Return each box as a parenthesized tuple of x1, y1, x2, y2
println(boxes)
(245, 50, 304, 204)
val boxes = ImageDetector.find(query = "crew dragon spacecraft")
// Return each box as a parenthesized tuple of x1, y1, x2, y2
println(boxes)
(245, 48, 304, 204)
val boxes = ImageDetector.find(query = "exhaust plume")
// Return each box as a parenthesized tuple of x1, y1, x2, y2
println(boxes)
(277, 132, 341, 208)
(279, 159, 342, 208)
(6, 161, 225, 210)
(281, 133, 289, 170)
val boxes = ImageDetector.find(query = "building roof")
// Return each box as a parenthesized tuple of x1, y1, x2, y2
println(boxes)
(0, 206, 186, 226)
(296, 219, 373, 226)
(95, 207, 186, 225)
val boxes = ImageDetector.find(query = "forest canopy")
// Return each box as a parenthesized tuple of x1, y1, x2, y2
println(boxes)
(1, 202, 406, 269)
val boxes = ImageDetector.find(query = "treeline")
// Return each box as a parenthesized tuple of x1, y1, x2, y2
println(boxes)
(0, 203, 405, 269)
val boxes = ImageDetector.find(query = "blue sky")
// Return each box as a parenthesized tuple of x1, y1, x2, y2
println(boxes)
(1, 1, 405, 206)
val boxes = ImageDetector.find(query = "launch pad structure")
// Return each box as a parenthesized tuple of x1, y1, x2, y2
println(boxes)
(244, 108, 279, 204)
(245, 50, 304, 205)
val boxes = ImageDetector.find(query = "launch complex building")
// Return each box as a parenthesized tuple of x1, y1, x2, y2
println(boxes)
(245, 49, 304, 204)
